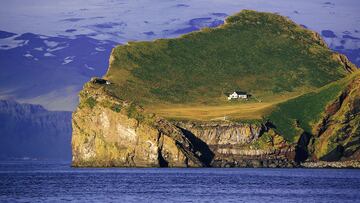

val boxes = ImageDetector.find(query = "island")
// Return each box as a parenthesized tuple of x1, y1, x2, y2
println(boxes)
(71, 10, 360, 168)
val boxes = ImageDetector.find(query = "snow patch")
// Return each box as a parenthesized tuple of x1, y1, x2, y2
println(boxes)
(85, 64, 95, 70)
(23, 53, 38, 61)
(44, 40, 59, 47)
(24, 53, 33, 58)
(39, 35, 49, 39)
(62, 56, 74, 65)
(34, 47, 44, 51)
(0, 35, 27, 50)
(44, 52, 55, 57)
(47, 45, 68, 52)
(95, 47, 106, 51)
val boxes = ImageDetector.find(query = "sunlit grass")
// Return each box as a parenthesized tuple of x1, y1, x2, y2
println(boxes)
(104, 10, 349, 124)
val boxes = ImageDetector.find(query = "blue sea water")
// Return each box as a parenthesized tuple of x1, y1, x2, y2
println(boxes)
(0, 161, 360, 202)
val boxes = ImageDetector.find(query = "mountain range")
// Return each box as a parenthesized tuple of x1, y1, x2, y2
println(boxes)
(0, 100, 71, 160)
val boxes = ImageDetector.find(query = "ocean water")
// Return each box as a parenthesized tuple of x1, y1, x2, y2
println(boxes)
(0, 161, 360, 202)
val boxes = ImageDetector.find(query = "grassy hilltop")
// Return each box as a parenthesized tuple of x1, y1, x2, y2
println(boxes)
(104, 10, 353, 121)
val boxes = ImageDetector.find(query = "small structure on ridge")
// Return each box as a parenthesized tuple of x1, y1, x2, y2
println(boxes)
(227, 91, 248, 100)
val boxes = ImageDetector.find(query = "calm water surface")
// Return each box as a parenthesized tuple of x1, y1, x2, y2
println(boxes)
(0, 160, 360, 202)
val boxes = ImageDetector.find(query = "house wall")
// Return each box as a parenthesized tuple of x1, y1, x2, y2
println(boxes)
(228, 92, 247, 100)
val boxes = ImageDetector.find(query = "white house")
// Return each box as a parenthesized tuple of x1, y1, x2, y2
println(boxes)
(227, 91, 248, 100)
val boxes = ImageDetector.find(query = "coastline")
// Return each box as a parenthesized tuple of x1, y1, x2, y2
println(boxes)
(301, 161, 360, 169)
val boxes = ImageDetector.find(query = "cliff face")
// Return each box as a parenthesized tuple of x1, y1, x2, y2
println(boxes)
(0, 100, 71, 160)
(72, 81, 297, 167)
(333, 53, 358, 74)
(311, 76, 360, 162)
(176, 122, 263, 145)
(72, 79, 204, 167)
(72, 74, 360, 167)
(176, 121, 296, 167)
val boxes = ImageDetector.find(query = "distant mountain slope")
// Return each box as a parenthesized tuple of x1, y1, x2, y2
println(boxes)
(0, 32, 116, 111)
(105, 10, 356, 107)
(0, 100, 72, 160)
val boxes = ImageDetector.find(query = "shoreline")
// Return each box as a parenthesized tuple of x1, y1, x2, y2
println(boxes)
(301, 161, 360, 169)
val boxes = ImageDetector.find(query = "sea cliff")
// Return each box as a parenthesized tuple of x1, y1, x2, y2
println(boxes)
(72, 73, 360, 168)
(72, 10, 360, 168)
(72, 79, 204, 167)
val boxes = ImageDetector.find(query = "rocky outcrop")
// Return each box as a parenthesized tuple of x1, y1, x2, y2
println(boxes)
(176, 121, 296, 167)
(333, 53, 358, 73)
(72, 78, 204, 167)
(72, 71, 360, 168)
(72, 78, 299, 167)
(72, 72, 360, 168)
(176, 121, 264, 145)
(302, 160, 360, 168)
(311, 75, 360, 161)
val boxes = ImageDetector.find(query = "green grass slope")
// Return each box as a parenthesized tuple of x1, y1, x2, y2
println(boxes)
(267, 72, 360, 143)
(105, 10, 348, 106)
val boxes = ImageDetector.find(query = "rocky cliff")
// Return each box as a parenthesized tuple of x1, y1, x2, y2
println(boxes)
(311, 75, 360, 162)
(175, 121, 296, 167)
(72, 79, 204, 167)
(72, 79, 298, 167)
(72, 75, 360, 168)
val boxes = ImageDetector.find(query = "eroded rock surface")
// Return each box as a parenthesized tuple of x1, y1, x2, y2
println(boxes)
(72, 79, 203, 167)
(176, 121, 296, 167)
(72, 78, 298, 167)
(311, 76, 360, 161)
(72, 71, 360, 168)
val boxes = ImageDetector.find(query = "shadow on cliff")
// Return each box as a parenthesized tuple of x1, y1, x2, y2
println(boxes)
(295, 132, 312, 163)
(320, 145, 344, 161)
(177, 127, 215, 166)
(158, 150, 169, 167)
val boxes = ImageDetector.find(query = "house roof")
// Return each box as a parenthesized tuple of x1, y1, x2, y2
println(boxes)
(225, 91, 248, 96)
(234, 91, 247, 95)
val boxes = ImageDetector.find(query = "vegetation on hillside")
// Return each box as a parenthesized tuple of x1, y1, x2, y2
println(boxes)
(105, 10, 348, 107)
(267, 72, 359, 142)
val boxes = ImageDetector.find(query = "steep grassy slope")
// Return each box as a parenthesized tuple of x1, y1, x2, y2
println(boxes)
(268, 72, 360, 143)
(105, 10, 350, 109)
(312, 73, 360, 160)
